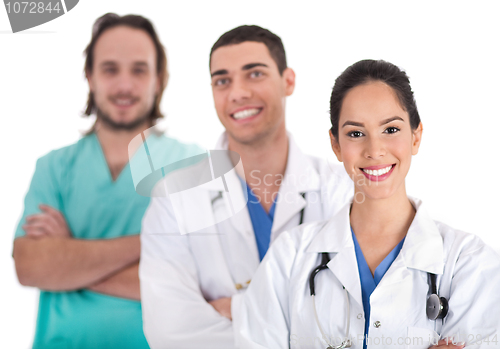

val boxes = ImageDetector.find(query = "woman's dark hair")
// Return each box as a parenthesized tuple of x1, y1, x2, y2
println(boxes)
(210, 25, 287, 75)
(83, 13, 168, 134)
(329, 59, 420, 139)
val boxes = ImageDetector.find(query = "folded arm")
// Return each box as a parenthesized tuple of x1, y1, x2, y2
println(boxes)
(239, 233, 295, 349)
(440, 237, 500, 348)
(140, 195, 235, 349)
(13, 155, 141, 297)
(14, 234, 140, 291)
(14, 204, 141, 292)
(88, 262, 140, 301)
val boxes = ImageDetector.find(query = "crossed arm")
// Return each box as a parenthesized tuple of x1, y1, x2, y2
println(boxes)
(139, 193, 237, 349)
(13, 204, 141, 301)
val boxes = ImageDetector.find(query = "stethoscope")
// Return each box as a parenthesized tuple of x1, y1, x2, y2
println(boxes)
(309, 252, 449, 349)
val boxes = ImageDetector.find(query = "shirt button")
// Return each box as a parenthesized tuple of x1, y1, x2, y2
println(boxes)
(357, 313, 363, 319)
(374, 321, 381, 328)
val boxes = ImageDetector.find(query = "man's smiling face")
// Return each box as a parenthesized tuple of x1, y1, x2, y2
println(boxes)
(210, 41, 295, 145)
(87, 25, 160, 131)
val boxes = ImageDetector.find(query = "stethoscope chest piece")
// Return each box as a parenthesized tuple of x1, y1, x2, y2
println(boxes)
(426, 293, 449, 320)
(426, 273, 449, 320)
(326, 339, 351, 349)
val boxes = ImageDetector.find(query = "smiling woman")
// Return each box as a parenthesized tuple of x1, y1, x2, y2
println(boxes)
(329, 61, 423, 204)
(238, 59, 500, 349)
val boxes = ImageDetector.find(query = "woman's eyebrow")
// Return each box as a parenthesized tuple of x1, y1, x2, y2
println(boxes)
(342, 116, 404, 128)
(380, 116, 404, 125)
(342, 121, 364, 128)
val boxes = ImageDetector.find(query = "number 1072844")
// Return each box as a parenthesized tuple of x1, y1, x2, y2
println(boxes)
(5, 2, 61, 14)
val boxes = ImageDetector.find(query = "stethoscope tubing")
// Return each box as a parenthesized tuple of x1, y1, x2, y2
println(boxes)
(310, 253, 351, 348)
(312, 288, 351, 349)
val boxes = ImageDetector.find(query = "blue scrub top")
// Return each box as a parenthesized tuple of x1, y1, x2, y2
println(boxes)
(14, 132, 203, 349)
(352, 228, 405, 349)
(243, 182, 276, 261)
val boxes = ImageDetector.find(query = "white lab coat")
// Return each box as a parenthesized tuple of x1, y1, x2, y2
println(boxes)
(139, 132, 354, 349)
(238, 197, 500, 349)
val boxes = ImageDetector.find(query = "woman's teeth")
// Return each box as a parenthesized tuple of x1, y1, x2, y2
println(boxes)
(233, 108, 260, 120)
(362, 165, 393, 176)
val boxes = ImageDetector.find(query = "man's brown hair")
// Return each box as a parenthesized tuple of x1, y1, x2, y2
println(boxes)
(210, 25, 287, 75)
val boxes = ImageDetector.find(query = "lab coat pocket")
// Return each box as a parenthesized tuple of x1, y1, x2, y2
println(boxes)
(406, 327, 439, 349)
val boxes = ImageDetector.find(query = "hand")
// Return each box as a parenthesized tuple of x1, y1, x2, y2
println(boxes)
(429, 339, 466, 348)
(23, 204, 72, 238)
(209, 297, 232, 320)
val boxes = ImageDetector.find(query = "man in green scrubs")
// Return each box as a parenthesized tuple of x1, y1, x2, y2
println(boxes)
(12, 13, 202, 349)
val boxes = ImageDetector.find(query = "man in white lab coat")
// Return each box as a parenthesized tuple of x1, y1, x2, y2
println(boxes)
(139, 25, 353, 349)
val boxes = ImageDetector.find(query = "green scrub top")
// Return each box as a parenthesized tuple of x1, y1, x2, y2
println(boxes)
(14, 132, 204, 349)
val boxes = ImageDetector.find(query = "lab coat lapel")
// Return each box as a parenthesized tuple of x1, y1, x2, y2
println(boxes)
(374, 199, 444, 292)
(272, 136, 321, 234)
(306, 203, 364, 308)
(400, 197, 445, 274)
(272, 189, 306, 235)
(226, 195, 255, 247)
(211, 133, 258, 258)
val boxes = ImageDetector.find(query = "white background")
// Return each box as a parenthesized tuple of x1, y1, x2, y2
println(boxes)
(1, 1, 499, 347)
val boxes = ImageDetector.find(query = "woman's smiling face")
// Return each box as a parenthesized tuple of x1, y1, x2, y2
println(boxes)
(331, 80, 423, 201)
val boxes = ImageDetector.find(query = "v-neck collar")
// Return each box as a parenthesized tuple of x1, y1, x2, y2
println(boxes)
(239, 176, 277, 218)
(91, 132, 130, 184)
(351, 228, 405, 285)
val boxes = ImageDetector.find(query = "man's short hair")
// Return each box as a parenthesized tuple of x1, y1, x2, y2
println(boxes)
(210, 25, 287, 75)
(83, 13, 168, 132)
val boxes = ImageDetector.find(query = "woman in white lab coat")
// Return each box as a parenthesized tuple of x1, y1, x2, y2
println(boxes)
(239, 60, 500, 349)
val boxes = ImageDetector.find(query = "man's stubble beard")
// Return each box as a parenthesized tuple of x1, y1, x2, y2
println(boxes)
(96, 104, 153, 132)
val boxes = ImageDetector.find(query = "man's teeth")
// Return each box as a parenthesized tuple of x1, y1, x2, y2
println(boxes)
(115, 99, 133, 106)
(362, 165, 393, 176)
(233, 108, 260, 120)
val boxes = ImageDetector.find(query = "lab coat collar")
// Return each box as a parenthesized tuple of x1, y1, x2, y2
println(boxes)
(305, 196, 445, 307)
(214, 132, 229, 150)
(213, 131, 321, 190)
(306, 197, 444, 273)
(176, 133, 253, 244)
(399, 197, 445, 275)
(280, 133, 322, 191)
(305, 202, 363, 307)
(189, 133, 237, 192)
(306, 202, 352, 254)
(271, 133, 321, 233)
(211, 132, 321, 234)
